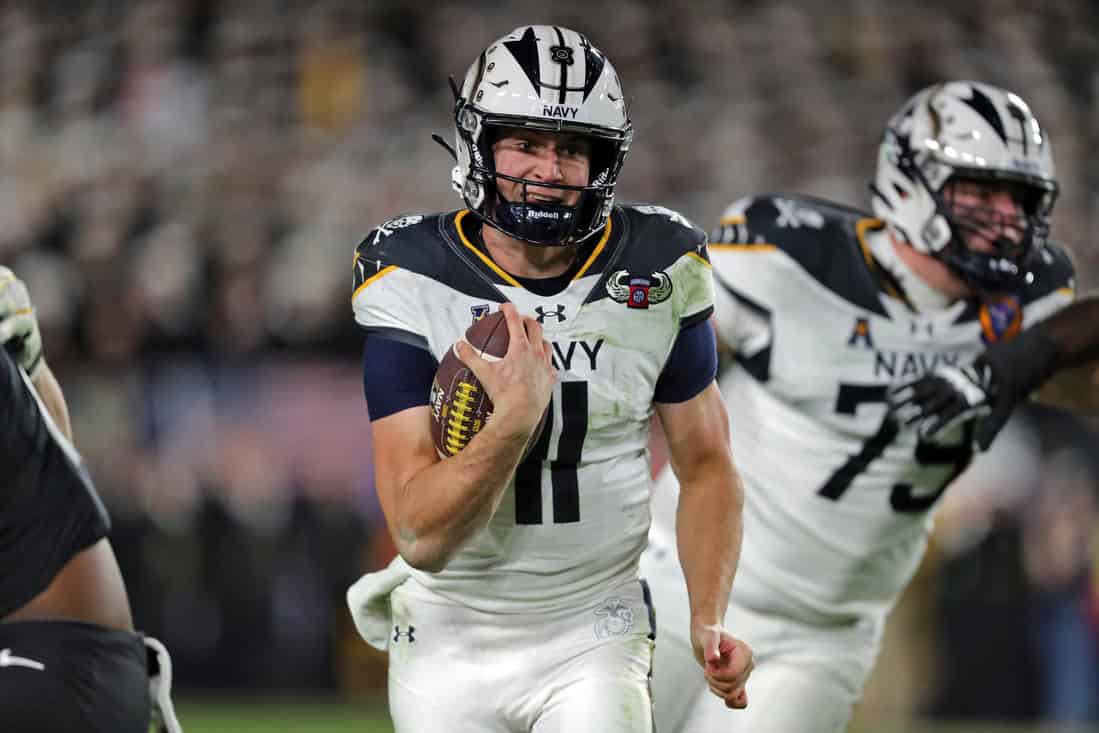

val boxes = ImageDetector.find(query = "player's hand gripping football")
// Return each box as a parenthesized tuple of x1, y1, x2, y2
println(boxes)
(455, 302, 556, 439)
(693, 623, 753, 709)
(0, 266, 44, 379)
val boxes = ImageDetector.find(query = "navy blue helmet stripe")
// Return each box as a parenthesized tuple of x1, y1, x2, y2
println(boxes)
(504, 26, 542, 95)
(960, 86, 1008, 145)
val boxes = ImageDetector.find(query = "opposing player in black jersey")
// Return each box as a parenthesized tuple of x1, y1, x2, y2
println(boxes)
(0, 267, 180, 732)
(642, 81, 1092, 732)
(345, 25, 751, 732)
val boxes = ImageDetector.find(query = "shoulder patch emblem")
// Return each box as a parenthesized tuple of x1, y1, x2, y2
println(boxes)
(471, 304, 491, 323)
(606, 270, 672, 309)
(979, 295, 1023, 344)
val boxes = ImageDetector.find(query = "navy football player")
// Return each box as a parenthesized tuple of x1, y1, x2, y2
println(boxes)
(346, 26, 751, 732)
(642, 81, 1094, 732)
(0, 267, 181, 732)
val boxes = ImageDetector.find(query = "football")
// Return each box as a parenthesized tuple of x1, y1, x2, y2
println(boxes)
(429, 311, 510, 458)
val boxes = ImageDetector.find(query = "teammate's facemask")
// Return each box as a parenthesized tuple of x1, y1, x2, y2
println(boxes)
(442, 26, 633, 247)
(932, 174, 1055, 291)
(871, 81, 1058, 294)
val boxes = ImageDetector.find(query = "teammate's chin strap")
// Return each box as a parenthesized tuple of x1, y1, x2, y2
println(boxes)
(144, 636, 183, 733)
(867, 228, 955, 313)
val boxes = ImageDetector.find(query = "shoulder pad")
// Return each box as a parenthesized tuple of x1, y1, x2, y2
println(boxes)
(353, 211, 502, 301)
(712, 193, 871, 248)
(1019, 241, 1075, 304)
(615, 204, 707, 271)
(354, 213, 439, 271)
(709, 194, 888, 316)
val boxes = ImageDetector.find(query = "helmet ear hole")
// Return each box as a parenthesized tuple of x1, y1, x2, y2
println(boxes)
(921, 215, 951, 252)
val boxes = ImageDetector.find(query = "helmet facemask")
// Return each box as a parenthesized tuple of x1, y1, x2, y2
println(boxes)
(910, 159, 1058, 292)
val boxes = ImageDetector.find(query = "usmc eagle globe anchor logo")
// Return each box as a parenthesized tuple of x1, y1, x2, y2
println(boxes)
(593, 598, 635, 639)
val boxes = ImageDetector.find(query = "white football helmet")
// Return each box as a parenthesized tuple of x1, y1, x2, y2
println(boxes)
(450, 26, 632, 246)
(871, 81, 1058, 292)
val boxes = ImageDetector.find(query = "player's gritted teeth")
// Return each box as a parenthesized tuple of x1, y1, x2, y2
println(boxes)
(525, 193, 564, 204)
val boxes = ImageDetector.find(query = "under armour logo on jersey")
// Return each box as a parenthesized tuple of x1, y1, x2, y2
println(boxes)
(910, 320, 935, 338)
(534, 304, 566, 323)
(471, 304, 492, 323)
(848, 317, 874, 349)
(774, 198, 825, 229)
(393, 626, 416, 644)
(605, 270, 672, 309)
(0, 648, 45, 671)
(593, 599, 635, 639)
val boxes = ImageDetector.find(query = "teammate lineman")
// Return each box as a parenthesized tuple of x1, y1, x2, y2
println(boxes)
(643, 80, 1095, 732)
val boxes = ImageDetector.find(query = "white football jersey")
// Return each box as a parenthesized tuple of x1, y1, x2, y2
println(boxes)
(353, 206, 713, 613)
(668, 193, 1075, 623)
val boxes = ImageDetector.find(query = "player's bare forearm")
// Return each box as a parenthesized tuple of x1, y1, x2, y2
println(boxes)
(676, 453, 742, 631)
(1024, 295, 1099, 411)
(657, 384, 744, 630)
(373, 405, 534, 572)
(1037, 362, 1099, 411)
(30, 362, 73, 441)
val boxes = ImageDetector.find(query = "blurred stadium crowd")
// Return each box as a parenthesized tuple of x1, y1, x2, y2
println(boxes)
(1, 0, 1095, 723)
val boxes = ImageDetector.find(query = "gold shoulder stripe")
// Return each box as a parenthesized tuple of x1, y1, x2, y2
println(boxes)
(719, 215, 746, 225)
(686, 250, 711, 268)
(573, 217, 613, 280)
(708, 243, 777, 252)
(855, 218, 885, 270)
(455, 210, 521, 287)
(352, 265, 398, 301)
(1056, 286, 1075, 297)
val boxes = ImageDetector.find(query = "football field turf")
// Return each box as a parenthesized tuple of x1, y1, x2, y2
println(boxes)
(175, 699, 1099, 733)
(176, 699, 392, 733)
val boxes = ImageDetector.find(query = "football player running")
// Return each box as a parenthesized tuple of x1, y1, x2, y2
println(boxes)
(346, 26, 751, 732)
(642, 80, 1097, 732)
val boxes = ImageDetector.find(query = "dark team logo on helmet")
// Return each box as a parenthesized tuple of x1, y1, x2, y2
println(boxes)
(605, 270, 672, 309)
(549, 45, 574, 65)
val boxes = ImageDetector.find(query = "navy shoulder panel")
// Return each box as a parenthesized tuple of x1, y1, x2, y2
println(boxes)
(1019, 240, 1075, 305)
(611, 203, 708, 274)
(353, 211, 504, 301)
(711, 194, 888, 316)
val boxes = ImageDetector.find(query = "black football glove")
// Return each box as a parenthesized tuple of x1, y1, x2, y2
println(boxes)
(888, 327, 1060, 451)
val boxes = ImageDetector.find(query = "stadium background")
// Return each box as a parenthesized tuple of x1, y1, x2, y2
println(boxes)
(2, 0, 1096, 730)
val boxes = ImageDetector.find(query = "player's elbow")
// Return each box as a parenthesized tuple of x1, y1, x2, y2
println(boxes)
(394, 529, 453, 573)
(401, 548, 450, 573)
